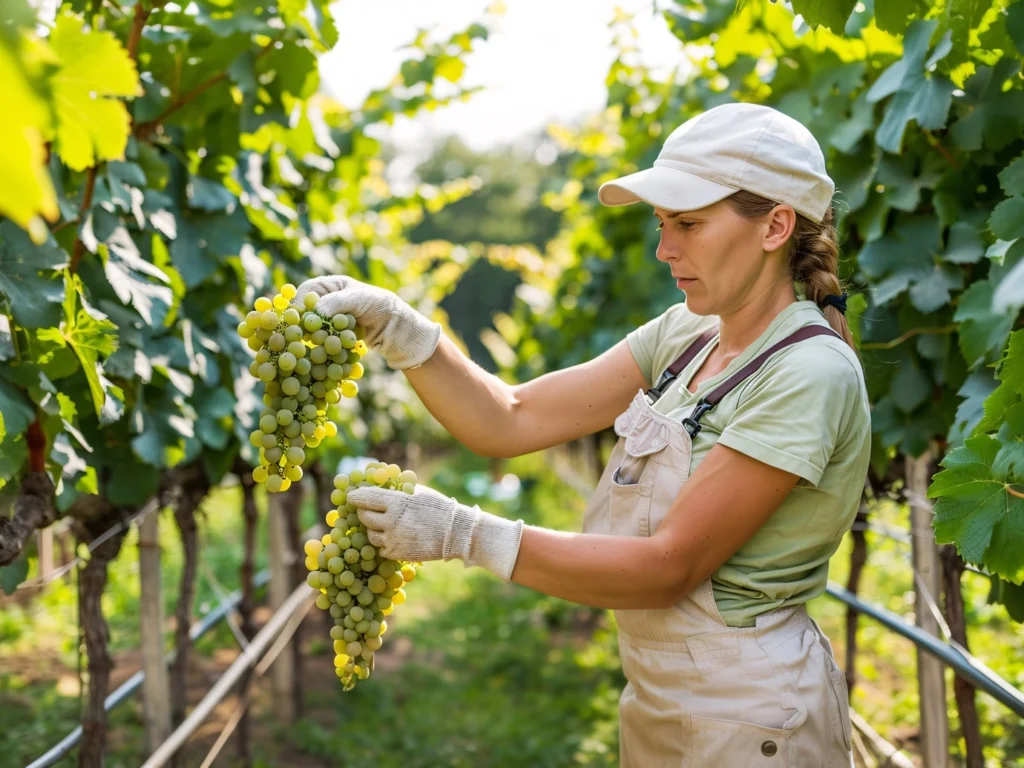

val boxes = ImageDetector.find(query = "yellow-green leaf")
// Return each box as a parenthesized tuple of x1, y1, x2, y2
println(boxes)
(49, 13, 140, 171)
(0, 42, 58, 230)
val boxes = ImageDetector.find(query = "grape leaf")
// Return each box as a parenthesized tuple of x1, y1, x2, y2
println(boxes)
(1008, 0, 1024, 54)
(790, 0, 857, 32)
(0, 378, 34, 441)
(949, 369, 997, 445)
(992, 403, 1024, 481)
(989, 196, 1024, 242)
(96, 232, 174, 327)
(36, 272, 119, 416)
(994, 250, 1024, 315)
(49, 13, 140, 171)
(892, 357, 932, 413)
(943, 221, 986, 264)
(989, 577, 1024, 621)
(0, 42, 58, 231)
(1000, 154, 1024, 197)
(930, 434, 1024, 583)
(0, 221, 69, 328)
(1, 557, 28, 595)
(954, 279, 1014, 368)
(873, 0, 926, 35)
(187, 176, 237, 213)
(866, 20, 955, 153)
(950, 58, 1024, 151)
(1000, 330, 1024, 397)
(858, 216, 961, 311)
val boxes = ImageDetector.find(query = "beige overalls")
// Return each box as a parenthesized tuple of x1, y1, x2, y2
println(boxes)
(582, 325, 855, 767)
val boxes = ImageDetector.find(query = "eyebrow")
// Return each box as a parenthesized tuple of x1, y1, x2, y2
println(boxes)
(654, 212, 702, 220)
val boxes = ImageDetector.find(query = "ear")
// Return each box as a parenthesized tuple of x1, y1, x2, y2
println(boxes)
(762, 204, 796, 253)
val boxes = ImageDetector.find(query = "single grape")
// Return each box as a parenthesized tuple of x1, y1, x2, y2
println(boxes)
(260, 310, 279, 330)
(278, 352, 297, 372)
(266, 474, 284, 493)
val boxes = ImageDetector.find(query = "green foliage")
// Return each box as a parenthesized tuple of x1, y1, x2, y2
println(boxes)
(0, 1, 494, 579)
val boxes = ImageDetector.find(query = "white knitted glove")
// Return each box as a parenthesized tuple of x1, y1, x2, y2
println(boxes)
(293, 275, 442, 370)
(348, 485, 524, 581)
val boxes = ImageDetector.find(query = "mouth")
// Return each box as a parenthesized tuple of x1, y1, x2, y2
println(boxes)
(675, 277, 696, 289)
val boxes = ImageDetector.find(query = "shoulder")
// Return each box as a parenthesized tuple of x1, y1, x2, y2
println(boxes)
(738, 323, 869, 430)
(627, 301, 719, 385)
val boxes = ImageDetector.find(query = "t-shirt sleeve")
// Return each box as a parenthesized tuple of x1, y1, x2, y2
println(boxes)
(715, 344, 861, 486)
(626, 315, 662, 387)
(626, 303, 706, 387)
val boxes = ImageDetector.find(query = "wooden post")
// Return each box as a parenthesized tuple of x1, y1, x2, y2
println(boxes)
(906, 447, 948, 768)
(845, 498, 869, 695)
(37, 527, 53, 581)
(138, 512, 172, 753)
(267, 491, 296, 724)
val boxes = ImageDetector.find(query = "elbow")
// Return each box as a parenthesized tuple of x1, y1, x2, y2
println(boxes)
(473, 387, 525, 459)
(651, 542, 697, 609)
(473, 442, 515, 460)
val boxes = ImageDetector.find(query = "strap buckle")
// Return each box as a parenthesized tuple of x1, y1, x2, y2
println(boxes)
(682, 399, 714, 438)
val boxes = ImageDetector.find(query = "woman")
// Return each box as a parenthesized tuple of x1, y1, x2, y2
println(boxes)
(297, 101, 869, 767)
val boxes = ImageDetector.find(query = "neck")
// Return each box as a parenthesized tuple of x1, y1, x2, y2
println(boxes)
(715, 280, 798, 357)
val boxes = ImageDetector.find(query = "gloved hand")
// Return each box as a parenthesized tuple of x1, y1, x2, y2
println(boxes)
(293, 275, 441, 370)
(348, 484, 524, 581)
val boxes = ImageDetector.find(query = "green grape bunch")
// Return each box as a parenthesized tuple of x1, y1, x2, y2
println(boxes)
(237, 284, 370, 492)
(304, 461, 420, 690)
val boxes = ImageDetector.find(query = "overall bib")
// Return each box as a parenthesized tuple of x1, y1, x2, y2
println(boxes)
(582, 326, 855, 767)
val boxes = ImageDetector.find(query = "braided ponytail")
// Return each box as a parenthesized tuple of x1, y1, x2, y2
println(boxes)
(725, 190, 856, 351)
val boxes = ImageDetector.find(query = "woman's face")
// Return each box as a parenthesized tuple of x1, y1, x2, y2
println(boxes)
(653, 200, 795, 317)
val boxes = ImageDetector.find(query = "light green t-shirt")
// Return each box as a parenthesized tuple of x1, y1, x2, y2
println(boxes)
(626, 300, 871, 627)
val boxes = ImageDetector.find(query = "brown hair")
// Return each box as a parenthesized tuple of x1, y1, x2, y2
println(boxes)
(724, 189, 856, 350)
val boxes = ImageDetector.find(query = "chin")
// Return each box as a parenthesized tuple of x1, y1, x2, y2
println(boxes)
(682, 294, 714, 317)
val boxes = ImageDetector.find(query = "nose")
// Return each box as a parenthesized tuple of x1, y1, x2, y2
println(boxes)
(655, 231, 676, 263)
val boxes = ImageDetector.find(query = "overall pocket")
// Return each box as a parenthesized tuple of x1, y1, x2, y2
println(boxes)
(690, 715, 793, 766)
(609, 425, 670, 535)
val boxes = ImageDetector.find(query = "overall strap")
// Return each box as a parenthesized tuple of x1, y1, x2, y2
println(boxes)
(646, 326, 719, 404)
(682, 325, 842, 438)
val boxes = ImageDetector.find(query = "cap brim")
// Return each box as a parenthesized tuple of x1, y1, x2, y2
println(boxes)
(598, 166, 739, 211)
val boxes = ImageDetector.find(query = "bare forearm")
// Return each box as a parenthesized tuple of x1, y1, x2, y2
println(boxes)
(509, 526, 687, 610)
(403, 335, 522, 457)
(404, 335, 647, 459)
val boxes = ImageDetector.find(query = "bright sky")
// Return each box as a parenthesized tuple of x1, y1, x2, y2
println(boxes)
(320, 0, 686, 155)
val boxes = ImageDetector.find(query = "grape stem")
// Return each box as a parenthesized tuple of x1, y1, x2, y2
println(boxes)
(1007, 484, 1024, 500)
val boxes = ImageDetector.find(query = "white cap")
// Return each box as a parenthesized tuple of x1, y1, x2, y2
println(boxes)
(598, 102, 835, 223)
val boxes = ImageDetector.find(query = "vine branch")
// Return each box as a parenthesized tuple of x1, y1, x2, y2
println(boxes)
(69, 166, 98, 273)
(1007, 485, 1024, 500)
(860, 324, 959, 351)
(0, 472, 57, 566)
(132, 34, 281, 141)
